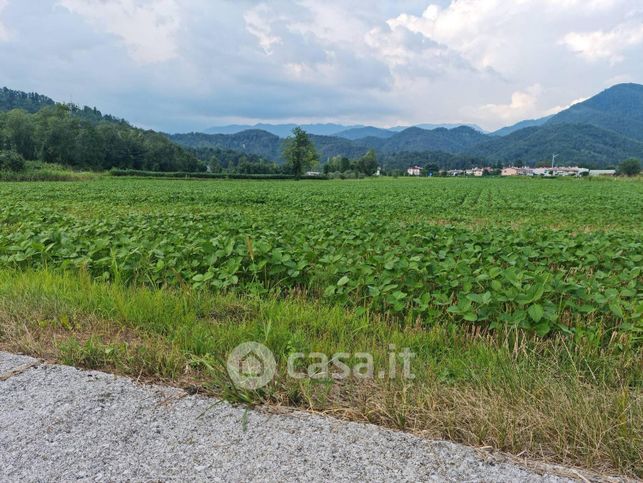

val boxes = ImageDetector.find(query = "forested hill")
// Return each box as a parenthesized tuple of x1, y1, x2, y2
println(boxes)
(469, 83, 643, 165)
(0, 87, 55, 113)
(169, 126, 489, 163)
(369, 126, 488, 153)
(4, 83, 643, 173)
(546, 83, 643, 142)
(171, 83, 643, 168)
(0, 87, 130, 125)
(0, 87, 201, 172)
(171, 130, 283, 161)
(466, 123, 643, 165)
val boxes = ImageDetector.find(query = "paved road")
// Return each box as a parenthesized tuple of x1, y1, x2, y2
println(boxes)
(0, 352, 576, 482)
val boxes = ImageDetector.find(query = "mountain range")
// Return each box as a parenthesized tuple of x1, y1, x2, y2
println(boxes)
(3, 83, 643, 170)
(171, 83, 643, 168)
(205, 122, 485, 138)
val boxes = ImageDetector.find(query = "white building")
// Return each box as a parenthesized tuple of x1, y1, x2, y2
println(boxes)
(501, 167, 521, 176)
(407, 165, 422, 176)
(531, 166, 590, 177)
(501, 167, 517, 176)
(588, 169, 616, 176)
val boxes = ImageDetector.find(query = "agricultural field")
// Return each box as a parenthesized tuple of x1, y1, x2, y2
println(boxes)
(0, 176, 642, 476)
(1, 177, 641, 335)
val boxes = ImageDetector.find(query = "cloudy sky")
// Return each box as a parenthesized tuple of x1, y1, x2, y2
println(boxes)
(1, 0, 642, 132)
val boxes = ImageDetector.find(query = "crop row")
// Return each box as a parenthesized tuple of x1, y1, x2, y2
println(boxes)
(1, 178, 641, 341)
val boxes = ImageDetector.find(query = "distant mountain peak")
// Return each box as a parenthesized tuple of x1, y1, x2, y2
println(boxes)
(546, 82, 643, 139)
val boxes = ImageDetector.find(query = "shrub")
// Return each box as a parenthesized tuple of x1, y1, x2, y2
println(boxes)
(0, 151, 26, 172)
(619, 158, 641, 177)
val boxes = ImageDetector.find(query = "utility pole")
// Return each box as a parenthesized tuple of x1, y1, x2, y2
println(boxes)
(551, 153, 558, 169)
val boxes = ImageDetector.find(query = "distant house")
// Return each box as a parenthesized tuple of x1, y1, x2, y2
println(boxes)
(472, 168, 485, 177)
(589, 169, 616, 176)
(532, 167, 551, 176)
(463, 167, 492, 176)
(530, 166, 587, 177)
(501, 167, 519, 176)
(407, 165, 422, 176)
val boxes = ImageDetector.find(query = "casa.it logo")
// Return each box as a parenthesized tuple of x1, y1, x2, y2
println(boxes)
(226, 342, 277, 390)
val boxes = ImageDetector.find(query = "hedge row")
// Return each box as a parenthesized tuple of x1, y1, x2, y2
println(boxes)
(109, 169, 328, 180)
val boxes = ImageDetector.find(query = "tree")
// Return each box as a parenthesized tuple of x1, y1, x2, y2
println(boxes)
(36, 105, 79, 165)
(421, 163, 439, 177)
(619, 158, 641, 177)
(356, 149, 379, 176)
(73, 125, 105, 168)
(282, 127, 319, 179)
(0, 150, 26, 171)
(0, 98, 202, 173)
(4, 109, 37, 159)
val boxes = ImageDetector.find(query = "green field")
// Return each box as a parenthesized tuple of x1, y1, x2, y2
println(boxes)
(0, 176, 641, 475)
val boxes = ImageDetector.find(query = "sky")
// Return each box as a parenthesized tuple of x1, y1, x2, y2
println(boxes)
(0, 0, 642, 132)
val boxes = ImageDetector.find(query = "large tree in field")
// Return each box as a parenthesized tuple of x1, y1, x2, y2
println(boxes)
(282, 127, 319, 179)
(356, 149, 379, 176)
(619, 158, 641, 177)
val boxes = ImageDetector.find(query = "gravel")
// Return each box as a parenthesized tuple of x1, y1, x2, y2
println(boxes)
(0, 352, 575, 482)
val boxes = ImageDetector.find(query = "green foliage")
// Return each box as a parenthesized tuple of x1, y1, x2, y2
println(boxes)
(109, 169, 326, 180)
(7, 84, 643, 172)
(322, 150, 380, 176)
(468, 124, 643, 167)
(323, 155, 351, 174)
(0, 105, 201, 172)
(171, 130, 283, 162)
(547, 83, 643, 142)
(282, 127, 319, 178)
(0, 160, 98, 181)
(355, 149, 379, 175)
(619, 158, 641, 177)
(170, 127, 490, 169)
(170, 84, 643, 169)
(0, 150, 25, 172)
(0, 87, 55, 113)
(373, 126, 487, 154)
(1, 269, 640, 476)
(380, 151, 483, 172)
(0, 177, 640, 342)
(189, 147, 281, 174)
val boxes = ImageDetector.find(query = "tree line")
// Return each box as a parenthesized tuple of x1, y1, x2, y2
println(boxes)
(283, 127, 382, 178)
(0, 105, 202, 172)
(0, 87, 55, 113)
(191, 127, 382, 178)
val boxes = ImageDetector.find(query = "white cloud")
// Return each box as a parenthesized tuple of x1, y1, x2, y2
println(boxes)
(0, 0, 9, 41)
(479, 84, 543, 121)
(244, 4, 282, 55)
(561, 20, 643, 63)
(58, 0, 180, 64)
(544, 97, 589, 116)
(385, 0, 639, 75)
(386, 0, 528, 73)
(240, 2, 393, 90)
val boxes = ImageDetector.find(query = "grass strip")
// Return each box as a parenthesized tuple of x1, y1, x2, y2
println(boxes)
(0, 269, 640, 477)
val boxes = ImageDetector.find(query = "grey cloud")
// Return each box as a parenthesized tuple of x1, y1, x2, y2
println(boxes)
(0, 0, 642, 132)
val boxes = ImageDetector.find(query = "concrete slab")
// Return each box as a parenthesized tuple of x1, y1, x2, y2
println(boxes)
(0, 352, 39, 378)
